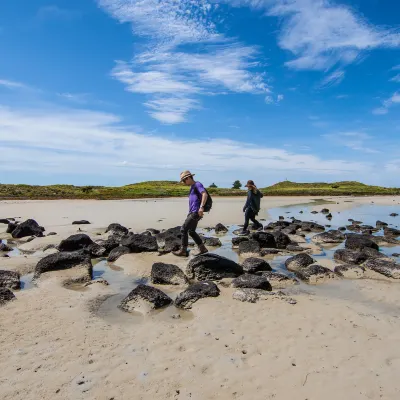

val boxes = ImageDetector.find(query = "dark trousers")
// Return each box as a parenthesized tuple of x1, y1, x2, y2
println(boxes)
(243, 208, 262, 231)
(181, 212, 203, 248)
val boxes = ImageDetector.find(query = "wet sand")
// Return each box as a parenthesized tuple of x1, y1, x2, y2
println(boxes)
(1, 196, 400, 400)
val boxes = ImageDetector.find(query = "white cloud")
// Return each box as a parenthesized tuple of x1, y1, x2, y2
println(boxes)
(390, 74, 400, 83)
(98, 0, 270, 123)
(277, 94, 284, 102)
(265, 95, 273, 104)
(58, 92, 90, 104)
(0, 79, 27, 89)
(319, 70, 345, 88)
(373, 91, 400, 115)
(336, 94, 349, 99)
(0, 105, 370, 180)
(392, 65, 400, 71)
(323, 131, 380, 154)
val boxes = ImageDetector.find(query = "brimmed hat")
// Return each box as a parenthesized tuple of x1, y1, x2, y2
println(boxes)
(245, 180, 255, 187)
(180, 170, 195, 182)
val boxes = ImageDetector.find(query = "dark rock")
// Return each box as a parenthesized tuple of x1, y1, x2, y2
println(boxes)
(376, 220, 388, 228)
(294, 265, 336, 283)
(202, 237, 222, 247)
(325, 213, 333, 219)
(392, 253, 400, 257)
(11, 219, 44, 239)
(384, 227, 400, 237)
(259, 271, 298, 289)
(338, 226, 346, 231)
(86, 242, 107, 258)
(151, 263, 188, 285)
(95, 236, 120, 254)
(286, 245, 307, 252)
(0, 242, 12, 252)
(43, 244, 57, 252)
(107, 246, 130, 262)
(346, 225, 360, 232)
(105, 223, 129, 236)
(155, 227, 182, 247)
(6, 222, 18, 234)
(352, 220, 363, 225)
(361, 247, 387, 259)
(363, 258, 400, 279)
(321, 208, 330, 214)
(186, 253, 243, 281)
(0, 270, 21, 290)
(285, 253, 315, 272)
(333, 249, 368, 265)
(163, 235, 181, 253)
(232, 288, 296, 304)
(119, 285, 173, 313)
(345, 236, 379, 251)
(215, 223, 228, 234)
(242, 257, 272, 274)
(34, 251, 92, 281)
(121, 234, 158, 253)
(281, 226, 297, 235)
(0, 288, 16, 305)
(146, 228, 160, 235)
(232, 274, 272, 290)
(250, 231, 276, 248)
(312, 230, 345, 244)
(390, 213, 399, 217)
(47, 232, 57, 236)
(0, 219, 9, 224)
(232, 236, 249, 248)
(72, 220, 91, 225)
(239, 240, 261, 256)
(175, 281, 220, 309)
(271, 231, 291, 249)
(279, 216, 284, 220)
(325, 225, 331, 228)
(334, 264, 365, 279)
(299, 222, 325, 232)
(311, 211, 318, 214)
(58, 234, 93, 252)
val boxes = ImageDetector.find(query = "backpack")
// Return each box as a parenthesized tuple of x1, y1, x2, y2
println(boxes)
(194, 185, 213, 212)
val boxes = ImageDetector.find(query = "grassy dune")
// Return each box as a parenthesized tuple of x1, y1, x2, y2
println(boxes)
(0, 180, 399, 200)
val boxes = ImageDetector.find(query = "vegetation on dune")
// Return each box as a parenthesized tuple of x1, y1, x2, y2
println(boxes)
(0, 180, 399, 200)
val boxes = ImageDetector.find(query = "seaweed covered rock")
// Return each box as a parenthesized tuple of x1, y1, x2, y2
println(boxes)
(175, 281, 220, 309)
(105, 223, 129, 237)
(151, 262, 188, 285)
(312, 230, 345, 244)
(58, 234, 93, 252)
(0, 270, 21, 290)
(294, 265, 336, 283)
(238, 240, 261, 257)
(250, 231, 276, 248)
(0, 288, 16, 305)
(334, 264, 365, 279)
(333, 249, 368, 265)
(231, 274, 272, 290)
(232, 236, 249, 248)
(384, 227, 400, 237)
(202, 237, 222, 247)
(242, 257, 272, 274)
(121, 234, 158, 253)
(285, 253, 315, 272)
(11, 219, 44, 239)
(363, 258, 400, 279)
(259, 271, 298, 289)
(345, 235, 379, 251)
(107, 246, 130, 262)
(271, 231, 291, 249)
(215, 223, 228, 234)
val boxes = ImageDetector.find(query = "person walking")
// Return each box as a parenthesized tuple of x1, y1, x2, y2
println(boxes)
(173, 170, 209, 257)
(239, 180, 264, 235)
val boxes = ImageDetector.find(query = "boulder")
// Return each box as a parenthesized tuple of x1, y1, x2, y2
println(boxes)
(163, 235, 181, 253)
(376, 220, 388, 228)
(390, 213, 399, 217)
(250, 231, 276, 248)
(175, 281, 220, 309)
(121, 234, 158, 253)
(281, 226, 297, 235)
(0, 219, 9, 224)
(346, 225, 361, 232)
(47, 232, 57, 236)
(231, 274, 272, 290)
(186, 253, 243, 281)
(6, 222, 18, 234)
(338, 226, 346, 231)
(392, 253, 400, 257)
(232, 288, 297, 304)
(321, 208, 330, 214)
(0, 270, 21, 290)
(11, 219, 44, 239)
(238, 240, 261, 257)
(202, 237, 222, 247)
(95, 236, 120, 254)
(0, 242, 12, 252)
(286, 245, 307, 252)
(312, 230, 345, 244)
(271, 231, 291, 249)
(363, 259, 400, 279)
(299, 222, 325, 232)
(0, 288, 16, 305)
(215, 223, 228, 234)
(333, 249, 368, 265)
(155, 227, 182, 247)
(34, 251, 93, 281)
(242, 257, 272, 274)
(325, 213, 333, 219)
(232, 236, 249, 248)
(311, 211, 318, 214)
(294, 265, 337, 283)
(119, 285, 173, 313)
(334, 264, 365, 279)
(58, 234, 93, 252)
(146, 228, 160, 235)
(285, 253, 315, 272)
(384, 227, 400, 237)
(107, 246, 130, 262)
(265, 221, 290, 230)
(345, 236, 379, 251)
(259, 271, 298, 289)
(151, 263, 189, 285)
(105, 223, 129, 236)
(85, 242, 107, 258)
(72, 220, 91, 225)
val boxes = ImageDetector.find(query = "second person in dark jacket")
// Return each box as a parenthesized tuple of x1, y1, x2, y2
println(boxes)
(240, 180, 263, 235)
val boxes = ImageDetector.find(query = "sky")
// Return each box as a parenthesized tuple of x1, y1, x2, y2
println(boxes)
(0, 0, 399, 188)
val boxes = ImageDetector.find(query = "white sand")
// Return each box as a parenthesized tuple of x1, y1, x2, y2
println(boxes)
(1, 196, 400, 400)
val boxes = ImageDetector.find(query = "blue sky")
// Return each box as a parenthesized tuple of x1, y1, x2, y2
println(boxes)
(0, 0, 399, 188)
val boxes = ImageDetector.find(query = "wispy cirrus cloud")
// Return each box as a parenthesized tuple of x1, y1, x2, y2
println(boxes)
(36, 6, 81, 21)
(319, 69, 345, 88)
(0, 79, 28, 89)
(322, 131, 380, 154)
(98, 0, 270, 124)
(372, 92, 400, 115)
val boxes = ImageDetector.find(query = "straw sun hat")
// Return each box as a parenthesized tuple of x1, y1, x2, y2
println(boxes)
(180, 170, 195, 182)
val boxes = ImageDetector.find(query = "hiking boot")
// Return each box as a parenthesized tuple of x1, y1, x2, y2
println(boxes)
(173, 247, 188, 257)
(192, 244, 208, 256)
(237, 229, 250, 236)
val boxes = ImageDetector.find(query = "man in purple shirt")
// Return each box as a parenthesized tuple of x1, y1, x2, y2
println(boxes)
(173, 170, 209, 257)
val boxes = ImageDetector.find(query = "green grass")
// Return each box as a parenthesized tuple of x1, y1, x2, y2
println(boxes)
(0, 180, 398, 200)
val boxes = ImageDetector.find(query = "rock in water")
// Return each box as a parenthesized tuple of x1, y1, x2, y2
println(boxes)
(259, 271, 298, 289)
(163, 236, 181, 253)
(120, 234, 158, 253)
(334, 264, 365, 279)
(232, 237, 249, 248)
(105, 223, 129, 236)
(72, 220, 91, 225)
(345, 236, 379, 251)
(175, 281, 220, 309)
(389, 213, 399, 217)
(0, 242, 12, 252)
(376, 220, 388, 228)
(0, 288, 16, 305)
(250, 232, 276, 248)
(0, 270, 21, 290)
(294, 265, 336, 284)
(202, 237, 222, 247)
(34, 251, 93, 282)
(238, 240, 261, 257)
(242, 257, 272, 274)
(11, 219, 44, 239)
(312, 230, 345, 244)
(271, 231, 291, 249)
(321, 208, 330, 214)
(107, 246, 130, 262)
(384, 227, 400, 237)
(0, 219, 9, 224)
(285, 253, 315, 272)
(58, 234, 93, 252)
(95, 236, 120, 254)
(119, 285, 172, 313)
(186, 253, 243, 281)
(363, 259, 400, 279)
(333, 249, 368, 265)
(231, 274, 272, 290)
(151, 263, 188, 285)
(215, 223, 228, 234)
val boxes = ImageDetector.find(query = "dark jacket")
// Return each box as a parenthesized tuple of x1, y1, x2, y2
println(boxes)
(243, 189, 263, 214)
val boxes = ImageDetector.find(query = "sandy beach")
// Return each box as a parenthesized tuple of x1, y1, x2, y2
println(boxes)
(1, 196, 400, 400)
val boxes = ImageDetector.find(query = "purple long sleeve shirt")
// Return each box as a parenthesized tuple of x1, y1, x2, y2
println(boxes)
(189, 181, 206, 213)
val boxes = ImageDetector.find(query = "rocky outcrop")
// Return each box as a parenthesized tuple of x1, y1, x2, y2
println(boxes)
(58, 234, 93, 252)
(344, 235, 379, 251)
(0, 270, 21, 290)
(333, 249, 368, 265)
(186, 253, 243, 281)
(34, 251, 92, 282)
(238, 240, 261, 257)
(0, 288, 16, 305)
(11, 219, 44, 239)
(312, 230, 345, 244)
(175, 281, 220, 309)
(105, 223, 129, 236)
(259, 271, 298, 289)
(215, 223, 228, 234)
(121, 234, 158, 253)
(107, 246, 130, 262)
(72, 220, 91, 225)
(119, 285, 173, 313)
(86, 243, 107, 258)
(95, 236, 120, 254)
(294, 265, 336, 283)
(334, 264, 365, 279)
(285, 253, 315, 272)
(363, 259, 400, 279)
(231, 274, 272, 290)
(242, 257, 272, 274)
(151, 263, 188, 285)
